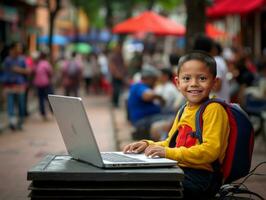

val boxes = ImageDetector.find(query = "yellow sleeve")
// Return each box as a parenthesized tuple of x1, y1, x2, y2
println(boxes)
(144, 113, 180, 147)
(165, 103, 229, 167)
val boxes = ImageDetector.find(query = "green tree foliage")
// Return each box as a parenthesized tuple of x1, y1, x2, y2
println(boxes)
(157, 0, 182, 11)
(71, 0, 105, 28)
(71, 0, 183, 29)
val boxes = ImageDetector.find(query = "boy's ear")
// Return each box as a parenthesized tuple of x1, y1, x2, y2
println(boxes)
(212, 77, 219, 89)
(175, 76, 181, 89)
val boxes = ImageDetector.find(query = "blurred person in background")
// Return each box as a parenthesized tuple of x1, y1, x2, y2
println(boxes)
(0, 44, 9, 129)
(98, 48, 111, 94)
(155, 68, 184, 114)
(108, 43, 127, 107)
(232, 55, 255, 106)
(244, 58, 266, 115)
(54, 55, 66, 87)
(32, 52, 53, 121)
(24, 49, 37, 117)
(90, 52, 102, 94)
(0, 44, 9, 64)
(127, 66, 165, 140)
(236, 55, 266, 137)
(2, 42, 30, 130)
(127, 50, 143, 81)
(151, 68, 185, 141)
(82, 54, 93, 95)
(61, 52, 82, 97)
(193, 35, 231, 102)
(256, 59, 266, 99)
(211, 42, 230, 102)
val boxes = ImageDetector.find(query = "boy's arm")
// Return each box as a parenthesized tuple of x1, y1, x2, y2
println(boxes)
(165, 103, 229, 165)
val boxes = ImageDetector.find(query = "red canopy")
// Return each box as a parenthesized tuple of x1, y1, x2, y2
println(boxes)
(207, 0, 265, 18)
(131, 24, 228, 39)
(206, 23, 228, 39)
(112, 11, 185, 36)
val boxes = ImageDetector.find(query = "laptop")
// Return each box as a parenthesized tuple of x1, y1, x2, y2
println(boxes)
(48, 95, 177, 168)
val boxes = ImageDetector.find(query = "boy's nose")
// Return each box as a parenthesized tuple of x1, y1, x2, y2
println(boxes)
(190, 78, 199, 87)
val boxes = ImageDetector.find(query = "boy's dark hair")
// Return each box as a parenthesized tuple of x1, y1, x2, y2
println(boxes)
(177, 51, 217, 77)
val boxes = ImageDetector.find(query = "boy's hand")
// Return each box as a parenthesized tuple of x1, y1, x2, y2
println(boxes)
(144, 145, 166, 158)
(123, 141, 148, 154)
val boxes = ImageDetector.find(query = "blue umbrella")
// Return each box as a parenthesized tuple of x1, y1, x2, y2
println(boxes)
(38, 34, 69, 45)
(68, 29, 113, 43)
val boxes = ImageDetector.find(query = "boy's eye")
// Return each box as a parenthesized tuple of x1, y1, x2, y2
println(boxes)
(199, 76, 207, 81)
(182, 76, 190, 81)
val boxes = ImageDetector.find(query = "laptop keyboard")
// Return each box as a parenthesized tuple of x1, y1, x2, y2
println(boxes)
(101, 153, 145, 163)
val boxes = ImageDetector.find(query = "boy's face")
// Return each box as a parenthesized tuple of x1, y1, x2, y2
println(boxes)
(175, 60, 217, 107)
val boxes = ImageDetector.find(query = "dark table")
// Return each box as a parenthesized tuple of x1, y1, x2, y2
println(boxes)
(27, 155, 184, 199)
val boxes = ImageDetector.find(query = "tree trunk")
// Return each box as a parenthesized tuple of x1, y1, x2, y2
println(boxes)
(74, 6, 80, 43)
(185, 0, 206, 52)
(147, 0, 155, 10)
(47, 0, 61, 64)
(48, 12, 55, 63)
(105, 0, 113, 29)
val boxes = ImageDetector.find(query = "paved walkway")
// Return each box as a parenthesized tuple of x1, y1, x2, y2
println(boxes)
(0, 95, 115, 200)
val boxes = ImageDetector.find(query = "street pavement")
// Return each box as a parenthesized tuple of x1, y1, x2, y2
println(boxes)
(0, 94, 265, 199)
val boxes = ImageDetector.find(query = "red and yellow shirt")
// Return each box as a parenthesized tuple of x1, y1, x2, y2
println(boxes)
(146, 102, 230, 172)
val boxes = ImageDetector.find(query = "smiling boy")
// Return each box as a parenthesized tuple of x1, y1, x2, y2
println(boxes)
(123, 51, 230, 199)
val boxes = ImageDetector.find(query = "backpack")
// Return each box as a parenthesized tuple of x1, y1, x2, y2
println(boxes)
(170, 98, 254, 184)
(67, 60, 79, 78)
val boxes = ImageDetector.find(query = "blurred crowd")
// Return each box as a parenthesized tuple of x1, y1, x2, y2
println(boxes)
(0, 35, 265, 141)
(125, 35, 266, 141)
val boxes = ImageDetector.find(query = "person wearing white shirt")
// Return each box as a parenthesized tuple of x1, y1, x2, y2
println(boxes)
(151, 68, 184, 141)
(154, 68, 183, 114)
(212, 42, 231, 102)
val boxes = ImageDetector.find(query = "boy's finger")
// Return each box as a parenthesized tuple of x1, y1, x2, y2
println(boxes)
(128, 143, 139, 153)
(123, 145, 130, 153)
(149, 152, 158, 158)
(124, 143, 136, 153)
(144, 146, 154, 156)
(135, 145, 145, 153)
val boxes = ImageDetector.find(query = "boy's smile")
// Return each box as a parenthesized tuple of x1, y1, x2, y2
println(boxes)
(176, 60, 217, 106)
